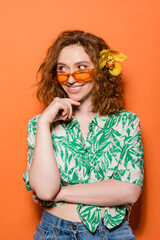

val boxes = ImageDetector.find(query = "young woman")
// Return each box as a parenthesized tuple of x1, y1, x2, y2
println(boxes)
(23, 30, 144, 240)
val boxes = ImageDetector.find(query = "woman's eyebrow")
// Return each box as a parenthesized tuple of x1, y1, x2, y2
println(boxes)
(75, 61, 91, 65)
(57, 62, 67, 66)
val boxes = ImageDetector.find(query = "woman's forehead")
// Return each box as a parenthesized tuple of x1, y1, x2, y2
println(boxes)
(57, 45, 93, 66)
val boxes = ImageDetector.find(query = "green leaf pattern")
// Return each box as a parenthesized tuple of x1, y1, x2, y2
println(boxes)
(23, 110, 144, 233)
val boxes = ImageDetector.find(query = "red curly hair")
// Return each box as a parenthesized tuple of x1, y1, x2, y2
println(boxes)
(35, 30, 124, 115)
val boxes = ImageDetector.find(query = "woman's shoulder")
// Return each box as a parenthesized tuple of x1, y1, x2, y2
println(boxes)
(97, 110, 141, 132)
(28, 113, 41, 126)
(27, 114, 42, 147)
(110, 110, 141, 131)
(29, 113, 41, 122)
(112, 110, 141, 126)
(113, 110, 140, 120)
(100, 110, 141, 129)
(27, 114, 42, 138)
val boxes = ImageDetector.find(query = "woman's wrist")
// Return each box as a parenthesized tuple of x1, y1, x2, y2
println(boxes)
(38, 116, 51, 128)
(53, 186, 66, 202)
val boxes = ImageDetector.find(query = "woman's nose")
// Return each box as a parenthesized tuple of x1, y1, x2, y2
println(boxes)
(67, 75, 76, 84)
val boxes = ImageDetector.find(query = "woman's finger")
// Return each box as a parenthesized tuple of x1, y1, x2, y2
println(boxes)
(62, 100, 73, 119)
(63, 98, 81, 106)
(32, 193, 40, 204)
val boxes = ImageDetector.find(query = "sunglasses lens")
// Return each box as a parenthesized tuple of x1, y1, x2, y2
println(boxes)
(74, 70, 92, 82)
(57, 72, 68, 83)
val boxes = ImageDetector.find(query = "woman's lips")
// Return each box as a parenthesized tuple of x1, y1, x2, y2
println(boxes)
(66, 85, 84, 93)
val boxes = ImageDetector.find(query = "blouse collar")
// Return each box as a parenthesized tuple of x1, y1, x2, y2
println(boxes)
(61, 114, 111, 130)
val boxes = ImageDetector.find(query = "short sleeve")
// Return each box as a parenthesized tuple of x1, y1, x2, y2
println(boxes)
(112, 114, 144, 188)
(23, 116, 38, 191)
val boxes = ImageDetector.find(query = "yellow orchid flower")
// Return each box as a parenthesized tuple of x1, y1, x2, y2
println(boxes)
(99, 49, 128, 76)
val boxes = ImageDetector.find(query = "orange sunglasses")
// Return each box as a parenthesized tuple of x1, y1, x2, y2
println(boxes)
(50, 68, 95, 84)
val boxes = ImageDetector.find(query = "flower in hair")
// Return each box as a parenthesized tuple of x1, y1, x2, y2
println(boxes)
(99, 49, 128, 76)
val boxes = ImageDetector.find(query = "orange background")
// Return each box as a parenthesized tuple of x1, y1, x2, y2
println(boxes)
(0, 0, 160, 239)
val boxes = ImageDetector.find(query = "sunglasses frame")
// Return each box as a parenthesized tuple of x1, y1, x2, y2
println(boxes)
(50, 68, 95, 84)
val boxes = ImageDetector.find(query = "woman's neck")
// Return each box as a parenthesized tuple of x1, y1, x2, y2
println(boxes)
(73, 97, 97, 120)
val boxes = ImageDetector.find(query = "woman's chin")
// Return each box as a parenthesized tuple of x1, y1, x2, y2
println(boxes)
(68, 95, 82, 103)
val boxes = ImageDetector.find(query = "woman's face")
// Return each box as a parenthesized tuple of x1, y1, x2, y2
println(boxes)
(57, 44, 95, 103)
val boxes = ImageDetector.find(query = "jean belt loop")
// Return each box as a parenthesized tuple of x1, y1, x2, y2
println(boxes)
(56, 217, 61, 235)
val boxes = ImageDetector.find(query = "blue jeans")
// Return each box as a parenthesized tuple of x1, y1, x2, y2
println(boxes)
(34, 210, 135, 240)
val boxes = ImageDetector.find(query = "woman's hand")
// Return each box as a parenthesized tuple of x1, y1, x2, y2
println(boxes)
(32, 192, 41, 204)
(38, 97, 81, 125)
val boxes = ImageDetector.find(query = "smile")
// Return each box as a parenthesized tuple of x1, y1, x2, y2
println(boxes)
(66, 85, 84, 93)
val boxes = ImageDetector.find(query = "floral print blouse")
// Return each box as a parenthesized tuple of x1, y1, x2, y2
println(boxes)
(23, 110, 144, 233)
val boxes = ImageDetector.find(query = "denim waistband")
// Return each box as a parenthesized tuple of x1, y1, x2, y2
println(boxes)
(40, 210, 106, 235)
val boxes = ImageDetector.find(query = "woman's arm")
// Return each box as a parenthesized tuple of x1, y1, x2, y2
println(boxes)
(28, 98, 81, 201)
(29, 119, 61, 201)
(53, 179, 142, 206)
